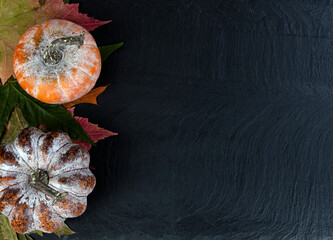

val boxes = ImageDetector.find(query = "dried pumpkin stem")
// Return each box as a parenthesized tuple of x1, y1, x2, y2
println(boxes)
(41, 31, 85, 66)
(30, 169, 68, 205)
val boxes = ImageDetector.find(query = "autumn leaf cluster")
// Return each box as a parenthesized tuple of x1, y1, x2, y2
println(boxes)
(0, 0, 122, 239)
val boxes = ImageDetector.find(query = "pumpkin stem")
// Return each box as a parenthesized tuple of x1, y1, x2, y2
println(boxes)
(30, 169, 68, 205)
(41, 31, 85, 66)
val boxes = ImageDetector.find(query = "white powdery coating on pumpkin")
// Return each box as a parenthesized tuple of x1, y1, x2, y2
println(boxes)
(13, 127, 44, 170)
(0, 170, 28, 192)
(0, 127, 95, 233)
(0, 143, 33, 174)
(13, 19, 101, 103)
(49, 168, 95, 196)
(52, 193, 87, 218)
(47, 143, 90, 176)
(8, 188, 38, 232)
(36, 131, 72, 170)
(0, 181, 31, 216)
(32, 191, 65, 233)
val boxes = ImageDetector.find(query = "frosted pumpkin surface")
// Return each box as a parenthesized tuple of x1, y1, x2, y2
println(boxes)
(13, 19, 101, 104)
(0, 127, 95, 234)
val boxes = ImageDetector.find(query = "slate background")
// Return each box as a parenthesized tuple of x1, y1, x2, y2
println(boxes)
(36, 0, 333, 239)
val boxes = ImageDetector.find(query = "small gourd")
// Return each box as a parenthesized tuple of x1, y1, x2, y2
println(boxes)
(13, 19, 102, 104)
(0, 127, 96, 233)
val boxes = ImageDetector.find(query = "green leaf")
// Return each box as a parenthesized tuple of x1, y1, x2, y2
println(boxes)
(17, 234, 33, 240)
(0, 107, 29, 145)
(63, 0, 70, 3)
(17, 234, 24, 240)
(54, 223, 75, 237)
(0, 213, 18, 240)
(0, 84, 19, 137)
(17, 233, 33, 240)
(99, 42, 124, 62)
(7, 78, 94, 144)
(17, 233, 26, 240)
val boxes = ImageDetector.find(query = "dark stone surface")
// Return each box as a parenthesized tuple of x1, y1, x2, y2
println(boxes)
(36, 0, 333, 239)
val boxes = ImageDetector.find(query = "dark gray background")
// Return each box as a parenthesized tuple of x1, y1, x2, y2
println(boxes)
(37, 0, 333, 239)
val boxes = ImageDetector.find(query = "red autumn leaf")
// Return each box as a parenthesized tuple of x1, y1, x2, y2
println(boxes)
(68, 107, 75, 116)
(75, 116, 118, 143)
(68, 108, 118, 150)
(38, 0, 111, 31)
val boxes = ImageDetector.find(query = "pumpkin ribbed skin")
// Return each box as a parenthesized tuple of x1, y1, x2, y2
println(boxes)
(13, 19, 101, 104)
(0, 127, 96, 234)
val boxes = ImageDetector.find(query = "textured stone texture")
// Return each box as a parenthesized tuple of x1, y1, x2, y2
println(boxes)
(36, 0, 333, 239)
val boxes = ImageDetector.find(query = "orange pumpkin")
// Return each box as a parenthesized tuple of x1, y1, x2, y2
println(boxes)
(13, 19, 102, 104)
(0, 127, 96, 233)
